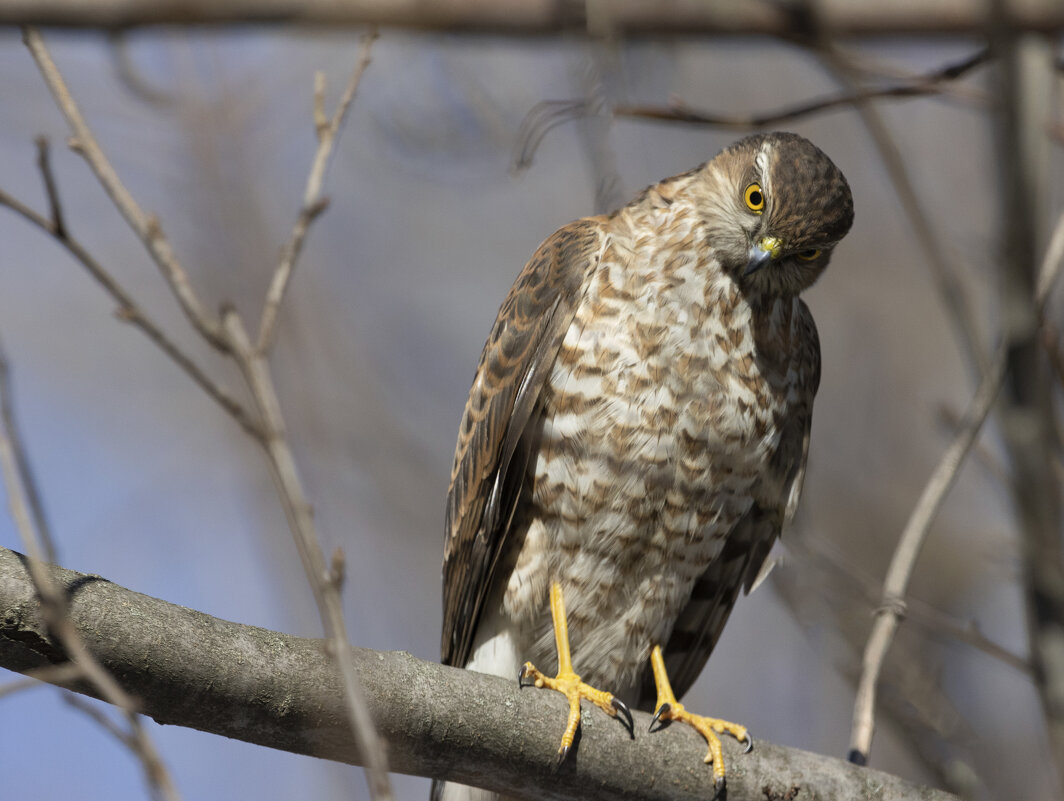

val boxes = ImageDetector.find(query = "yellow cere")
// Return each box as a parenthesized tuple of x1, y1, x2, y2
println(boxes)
(759, 235, 783, 259)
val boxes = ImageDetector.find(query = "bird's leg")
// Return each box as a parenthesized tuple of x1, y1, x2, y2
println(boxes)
(648, 644, 752, 791)
(519, 582, 634, 762)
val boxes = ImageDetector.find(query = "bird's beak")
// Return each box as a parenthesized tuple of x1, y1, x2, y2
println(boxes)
(745, 235, 783, 276)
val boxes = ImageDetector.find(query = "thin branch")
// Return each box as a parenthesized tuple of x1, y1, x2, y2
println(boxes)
(107, 31, 176, 106)
(849, 344, 1007, 765)
(1036, 208, 1064, 385)
(65, 694, 139, 748)
(934, 403, 1010, 487)
(513, 48, 989, 171)
(13, 29, 392, 799)
(64, 690, 180, 796)
(0, 162, 261, 439)
(801, 534, 1030, 676)
(222, 310, 394, 801)
(906, 599, 1031, 676)
(34, 134, 66, 237)
(0, 340, 56, 562)
(0, 352, 182, 801)
(1036, 208, 1064, 314)
(0, 545, 961, 801)
(0, 662, 83, 699)
(22, 26, 227, 350)
(256, 28, 377, 354)
(617, 47, 989, 128)
(772, 542, 987, 797)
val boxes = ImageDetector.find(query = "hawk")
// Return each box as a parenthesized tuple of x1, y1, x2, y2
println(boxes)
(438, 132, 853, 800)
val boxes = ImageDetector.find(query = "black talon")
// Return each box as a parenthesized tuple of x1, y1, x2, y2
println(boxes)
(611, 697, 634, 737)
(712, 776, 726, 799)
(554, 744, 570, 771)
(518, 666, 533, 688)
(649, 702, 670, 733)
(742, 732, 754, 754)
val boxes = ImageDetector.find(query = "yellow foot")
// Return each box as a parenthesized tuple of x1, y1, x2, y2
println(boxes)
(519, 661, 633, 762)
(517, 582, 634, 764)
(648, 645, 752, 791)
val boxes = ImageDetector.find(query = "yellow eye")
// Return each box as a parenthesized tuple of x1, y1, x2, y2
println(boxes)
(797, 249, 822, 261)
(744, 183, 764, 213)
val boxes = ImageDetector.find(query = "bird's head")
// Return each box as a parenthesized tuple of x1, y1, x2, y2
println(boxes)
(695, 131, 854, 296)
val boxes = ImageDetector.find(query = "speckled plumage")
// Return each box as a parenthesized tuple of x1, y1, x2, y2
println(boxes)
(438, 133, 852, 800)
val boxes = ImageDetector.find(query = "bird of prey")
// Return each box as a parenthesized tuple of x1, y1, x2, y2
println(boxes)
(437, 132, 854, 800)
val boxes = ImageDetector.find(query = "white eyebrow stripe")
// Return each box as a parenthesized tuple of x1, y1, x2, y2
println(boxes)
(755, 139, 774, 199)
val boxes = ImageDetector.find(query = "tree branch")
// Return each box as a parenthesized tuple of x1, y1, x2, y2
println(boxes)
(0, 145, 262, 439)
(256, 28, 377, 354)
(22, 26, 228, 350)
(15, 27, 393, 799)
(992, 28, 1064, 788)
(616, 48, 989, 128)
(0, 357, 181, 801)
(818, 45, 990, 381)
(514, 49, 988, 169)
(220, 310, 394, 801)
(0, 546, 959, 801)
(848, 345, 1007, 765)
(3, 0, 1064, 35)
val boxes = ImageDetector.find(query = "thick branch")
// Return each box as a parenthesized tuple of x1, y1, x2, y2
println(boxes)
(0, 546, 957, 801)
(3, 0, 1064, 34)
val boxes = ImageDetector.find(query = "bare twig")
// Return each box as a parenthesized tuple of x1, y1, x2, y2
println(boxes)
(934, 403, 1009, 486)
(34, 134, 66, 237)
(64, 694, 139, 747)
(107, 31, 175, 106)
(0, 662, 84, 699)
(0, 158, 261, 439)
(1036, 209, 1064, 314)
(0, 340, 56, 562)
(803, 534, 1029, 675)
(14, 28, 392, 799)
(772, 537, 987, 797)
(0, 350, 182, 801)
(22, 26, 227, 350)
(513, 48, 989, 171)
(569, 42, 626, 215)
(907, 599, 1031, 676)
(222, 310, 394, 801)
(619, 47, 989, 127)
(256, 29, 376, 354)
(1036, 210, 1064, 386)
(849, 344, 1007, 765)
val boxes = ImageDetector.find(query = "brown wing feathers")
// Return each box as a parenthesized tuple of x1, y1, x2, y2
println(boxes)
(441, 220, 605, 667)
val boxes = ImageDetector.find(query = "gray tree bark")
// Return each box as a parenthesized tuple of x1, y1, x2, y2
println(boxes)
(0, 545, 956, 801)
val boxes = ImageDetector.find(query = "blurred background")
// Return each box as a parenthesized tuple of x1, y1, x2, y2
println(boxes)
(0, 23, 1052, 801)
